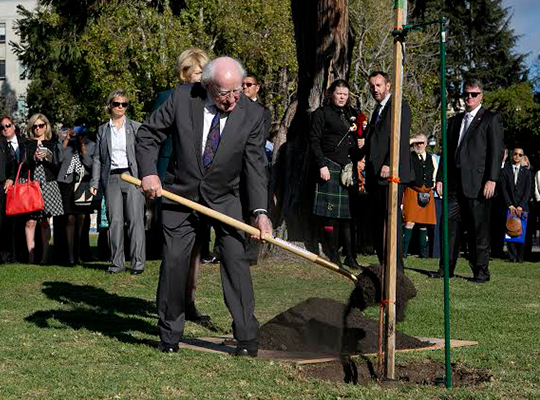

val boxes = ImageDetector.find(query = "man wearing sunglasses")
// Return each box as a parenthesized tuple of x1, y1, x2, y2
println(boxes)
(0, 116, 26, 263)
(432, 78, 504, 283)
(0, 118, 16, 263)
(137, 57, 271, 357)
(499, 148, 530, 263)
(242, 76, 272, 140)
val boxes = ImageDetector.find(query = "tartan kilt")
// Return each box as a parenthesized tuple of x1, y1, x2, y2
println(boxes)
(313, 160, 351, 219)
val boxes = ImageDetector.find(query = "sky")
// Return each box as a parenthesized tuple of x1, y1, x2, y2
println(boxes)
(503, 0, 540, 70)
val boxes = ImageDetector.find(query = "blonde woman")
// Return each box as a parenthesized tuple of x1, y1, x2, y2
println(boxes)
(21, 113, 64, 263)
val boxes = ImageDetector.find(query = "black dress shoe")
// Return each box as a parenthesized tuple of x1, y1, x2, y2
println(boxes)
(343, 256, 361, 270)
(131, 269, 144, 276)
(470, 276, 490, 284)
(107, 266, 125, 274)
(158, 342, 179, 353)
(233, 347, 258, 357)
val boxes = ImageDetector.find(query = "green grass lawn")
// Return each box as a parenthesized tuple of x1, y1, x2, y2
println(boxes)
(0, 253, 539, 399)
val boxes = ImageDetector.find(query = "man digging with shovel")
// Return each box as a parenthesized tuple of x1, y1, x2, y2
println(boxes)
(136, 56, 272, 357)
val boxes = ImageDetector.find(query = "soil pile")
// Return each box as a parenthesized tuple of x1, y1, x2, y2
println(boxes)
(300, 359, 493, 386)
(258, 297, 432, 355)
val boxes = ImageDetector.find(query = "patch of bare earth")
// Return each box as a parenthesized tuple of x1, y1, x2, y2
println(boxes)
(298, 359, 492, 387)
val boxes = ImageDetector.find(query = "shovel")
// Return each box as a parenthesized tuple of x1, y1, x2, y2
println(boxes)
(121, 173, 358, 284)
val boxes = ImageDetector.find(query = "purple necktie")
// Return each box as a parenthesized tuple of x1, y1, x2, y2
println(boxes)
(203, 111, 221, 169)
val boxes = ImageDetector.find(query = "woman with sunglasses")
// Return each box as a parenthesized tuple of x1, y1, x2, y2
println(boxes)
(90, 89, 146, 275)
(21, 113, 64, 264)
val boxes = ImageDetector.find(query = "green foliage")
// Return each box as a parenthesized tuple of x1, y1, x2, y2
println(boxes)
(484, 82, 540, 166)
(79, 2, 192, 123)
(414, 0, 528, 105)
(13, 0, 296, 128)
(349, 0, 441, 138)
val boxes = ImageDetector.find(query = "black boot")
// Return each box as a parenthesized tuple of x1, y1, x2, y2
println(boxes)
(419, 229, 428, 258)
(322, 224, 342, 266)
(341, 221, 361, 269)
(402, 227, 413, 258)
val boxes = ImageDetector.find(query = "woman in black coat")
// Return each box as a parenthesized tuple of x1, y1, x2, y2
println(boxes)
(310, 79, 361, 269)
(21, 113, 64, 264)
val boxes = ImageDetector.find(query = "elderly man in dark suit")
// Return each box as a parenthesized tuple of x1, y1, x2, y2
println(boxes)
(364, 71, 414, 272)
(432, 78, 504, 283)
(500, 147, 531, 263)
(137, 57, 272, 357)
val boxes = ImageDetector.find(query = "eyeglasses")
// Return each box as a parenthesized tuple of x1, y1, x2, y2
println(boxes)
(462, 92, 482, 98)
(514, 153, 524, 157)
(213, 85, 242, 98)
(32, 123, 46, 129)
(242, 82, 255, 88)
(0, 123, 12, 131)
(413, 142, 426, 146)
(112, 101, 129, 108)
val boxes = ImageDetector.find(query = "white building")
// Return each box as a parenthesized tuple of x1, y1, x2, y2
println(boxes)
(0, 0, 37, 121)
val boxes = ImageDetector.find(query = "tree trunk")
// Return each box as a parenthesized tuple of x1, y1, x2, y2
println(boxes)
(271, 0, 353, 248)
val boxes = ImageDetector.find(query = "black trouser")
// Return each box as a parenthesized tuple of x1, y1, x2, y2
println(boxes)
(157, 208, 258, 348)
(507, 242, 525, 262)
(368, 183, 404, 272)
(439, 189, 492, 280)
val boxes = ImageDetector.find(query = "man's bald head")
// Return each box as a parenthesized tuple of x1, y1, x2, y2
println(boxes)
(202, 57, 246, 112)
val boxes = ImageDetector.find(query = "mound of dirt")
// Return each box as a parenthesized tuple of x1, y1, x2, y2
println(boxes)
(258, 297, 431, 355)
(300, 359, 493, 387)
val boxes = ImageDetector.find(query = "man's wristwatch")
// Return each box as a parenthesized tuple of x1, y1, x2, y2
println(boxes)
(252, 210, 268, 218)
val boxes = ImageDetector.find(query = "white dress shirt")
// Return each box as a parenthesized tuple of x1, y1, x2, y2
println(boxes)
(7, 136, 20, 162)
(457, 104, 481, 147)
(513, 164, 520, 185)
(378, 93, 391, 116)
(109, 118, 129, 169)
(202, 100, 228, 156)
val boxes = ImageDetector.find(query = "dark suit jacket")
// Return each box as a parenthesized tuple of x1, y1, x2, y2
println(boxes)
(136, 83, 268, 225)
(0, 139, 14, 183)
(21, 139, 59, 182)
(364, 95, 414, 191)
(57, 138, 96, 184)
(500, 164, 531, 211)
(4, 135, 27, 179)
(91, 118, 142, 191)
(439, 107, 504, 199)
(258, 102, 272, 140)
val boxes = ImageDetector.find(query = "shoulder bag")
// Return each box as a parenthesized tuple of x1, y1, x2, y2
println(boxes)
(6, 163, 45, 215)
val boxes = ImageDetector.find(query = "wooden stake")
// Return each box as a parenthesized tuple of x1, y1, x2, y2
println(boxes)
(384, 0, 407, 380)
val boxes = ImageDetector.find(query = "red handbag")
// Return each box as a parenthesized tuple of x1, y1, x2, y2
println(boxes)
(6, 163, 45, 215)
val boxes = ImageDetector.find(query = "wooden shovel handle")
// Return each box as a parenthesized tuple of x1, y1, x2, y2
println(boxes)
(121, 173, 358, 284)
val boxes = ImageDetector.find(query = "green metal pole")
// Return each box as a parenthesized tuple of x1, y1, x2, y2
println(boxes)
(439, 16, 452, 390)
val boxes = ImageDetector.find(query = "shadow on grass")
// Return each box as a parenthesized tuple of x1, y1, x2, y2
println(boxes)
(405, 267, 472, 281)
(25, 281, 159, 348)
(405, 267, 435, 277)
